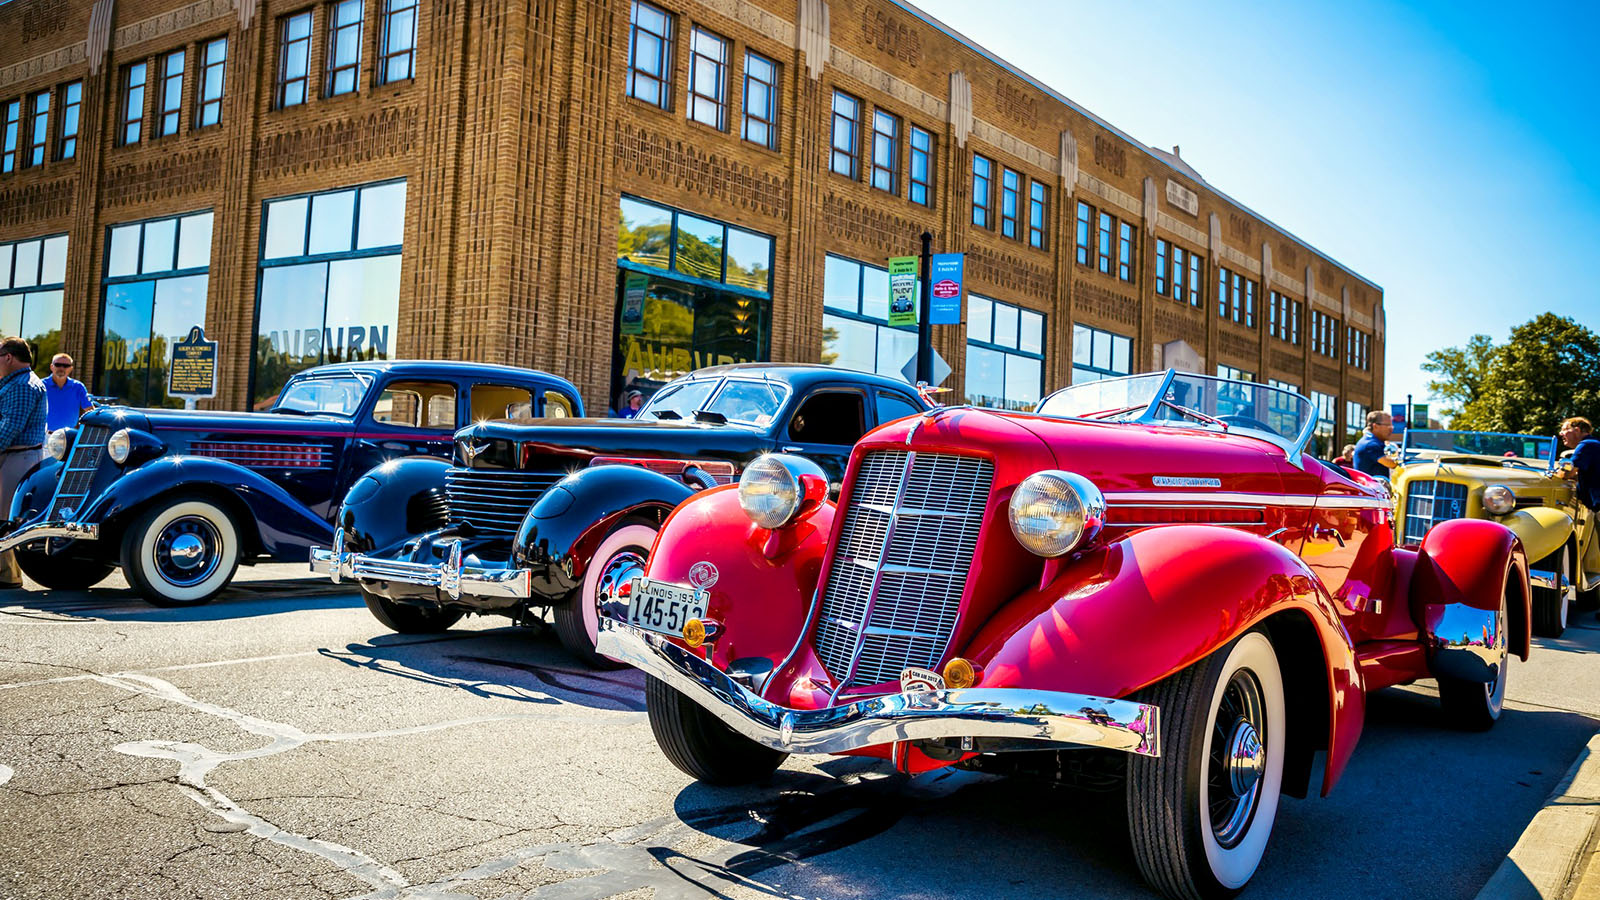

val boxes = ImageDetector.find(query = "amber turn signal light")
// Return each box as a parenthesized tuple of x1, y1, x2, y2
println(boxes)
(943, 657, 980, 689)
(682, 618, 721, 648)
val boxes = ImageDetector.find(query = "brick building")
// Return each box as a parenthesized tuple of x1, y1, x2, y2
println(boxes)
(0, 0, 1383, 454)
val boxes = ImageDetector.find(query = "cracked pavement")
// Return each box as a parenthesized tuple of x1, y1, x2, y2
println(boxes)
(3, 563, 1600, 899)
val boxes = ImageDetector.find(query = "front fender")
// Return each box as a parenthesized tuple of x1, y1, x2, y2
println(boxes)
(1411, 517, 1530, 678)
(1497, 506, 1573, 565)
(962, 526, 1363, 797)
(335, 457, 453, 555)
(516, 464, 698, 600)
(8, 457, 62, 523)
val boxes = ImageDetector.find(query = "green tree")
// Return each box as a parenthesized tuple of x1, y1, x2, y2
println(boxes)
(1437, 314, 1600, 433)
(1422, 333, 1496, 420)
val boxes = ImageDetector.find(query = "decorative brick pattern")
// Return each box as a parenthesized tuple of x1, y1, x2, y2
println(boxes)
(614, 122, 791, 220)
(103, 148, 225, 208)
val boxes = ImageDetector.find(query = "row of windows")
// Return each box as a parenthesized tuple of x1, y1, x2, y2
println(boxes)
(274, 0, 416, 110)
(972, 156, 1047, 248)
(832, 91, 936, 207)
(1347, 326, 1371, 371)
(118, 38, 227, 145)
(1153, 239, 1204, 308)
(1074, 202, 1137, 282)
(627, 1, 781, 151)
(1310, 309, 1338, 359)
(2, 81, 82, 172)
(1267, 290, 1301, 346)
(1216, 266, 1258, 327)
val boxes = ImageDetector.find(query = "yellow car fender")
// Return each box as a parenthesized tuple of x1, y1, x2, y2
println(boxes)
(1497, 506, 1574, 565)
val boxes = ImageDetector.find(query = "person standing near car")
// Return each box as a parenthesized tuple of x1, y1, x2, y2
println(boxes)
(1558, 417, 1600, 510)
(1352, 410, 1399, 479)
(0, 338, 49, 588)
(44, 353, 92, 432)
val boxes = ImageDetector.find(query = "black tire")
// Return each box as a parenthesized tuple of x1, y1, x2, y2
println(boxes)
(552, 521, 656, 670)
(1437, 596, 1509, 732)
(120, 497, 242, 607)
(1532, 543, 1574, 638)
(645, 675, 787, 785)
(1127, 630, 1286, 900)
(15, 550, 115, 591)
(361, 587, 463, 634)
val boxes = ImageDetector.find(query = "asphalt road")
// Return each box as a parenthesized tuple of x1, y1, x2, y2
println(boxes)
(2, 564, 1598, 900)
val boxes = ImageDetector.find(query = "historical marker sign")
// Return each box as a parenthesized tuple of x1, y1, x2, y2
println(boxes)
(168, 326, 218, 402)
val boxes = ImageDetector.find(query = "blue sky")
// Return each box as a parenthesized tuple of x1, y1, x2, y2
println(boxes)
(911, 0, 1600, 418)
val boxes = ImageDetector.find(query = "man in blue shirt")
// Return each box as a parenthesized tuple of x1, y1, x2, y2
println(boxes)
(44, 353, 92, 432)
(0, 337, 48, 588)
(1559, 417, 1600, 510)
(1352, 410, 1398, 479)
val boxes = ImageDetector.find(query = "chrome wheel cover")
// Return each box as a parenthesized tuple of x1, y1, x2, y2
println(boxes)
(153, 515, 223, 587)
(1209, 668, 1268, 849)
(593, 549, 647, 621)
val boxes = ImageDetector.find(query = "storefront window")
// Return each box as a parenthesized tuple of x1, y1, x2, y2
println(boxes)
(252, 179, 406, 408)
(1072, 324, 1131, 384)
(1268, 379, 1302, 441)
(99, 215, 212, 407)
(965, 294, 1044, 410)
(0, 234, 67, 375)
(820, 254, 915, 381)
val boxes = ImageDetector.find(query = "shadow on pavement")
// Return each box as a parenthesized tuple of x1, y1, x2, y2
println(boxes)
(0, 577, 361, 622)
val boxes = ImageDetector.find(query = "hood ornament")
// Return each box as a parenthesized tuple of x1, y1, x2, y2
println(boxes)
(461, 441, 490, 467)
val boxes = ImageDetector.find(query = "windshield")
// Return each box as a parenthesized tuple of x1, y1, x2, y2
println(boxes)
(273, 375, 370, 417)
(638, 377, 787, 427)
(1037, 370, 1315, 452)
(1404, 429, 1555, 461)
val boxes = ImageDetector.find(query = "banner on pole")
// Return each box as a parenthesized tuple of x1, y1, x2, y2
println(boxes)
(887, 256, 918, 327)
(1390, 402, 1408, 434)
(929, 253, 963, 324)
(620, 272, 649, 335)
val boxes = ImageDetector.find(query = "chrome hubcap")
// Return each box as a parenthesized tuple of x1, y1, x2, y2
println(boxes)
(1227, 720, 1266, 796)
(167, 534, 206, 569)
(153, 516, 222, 587)
(1209, 668, 1267, 849)
(594, 549, 647, 621)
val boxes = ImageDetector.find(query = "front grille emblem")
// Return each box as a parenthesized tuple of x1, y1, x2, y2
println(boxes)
(461, 441, 490, 467)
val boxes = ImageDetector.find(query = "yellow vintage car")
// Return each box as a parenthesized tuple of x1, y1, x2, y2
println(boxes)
(1394, 429, 1598, 637)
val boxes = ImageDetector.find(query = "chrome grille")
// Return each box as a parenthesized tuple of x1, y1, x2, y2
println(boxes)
(812, 450, 993, 688)
(444, 468, 563, 538)
(1403, 479, 1469, 543)
(48, 424, 110, 520)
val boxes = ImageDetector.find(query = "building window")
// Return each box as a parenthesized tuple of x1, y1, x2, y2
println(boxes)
(277, 11, 313, 108)
(379, 0, 417, 84)
(1118, 222, 1135, 282)
(1073, 324, 1132, 383)
(741, 51, 777, 149)
(158, 50, 184, 137)
(1028, 181, 1047, 249)
(1218, 268, 1257, 327)
(626, 1, 673, 108)
(1155, 240, 1168, 295)
(196, 39, 226, 128)
(1187, 250, 1203, 307)
(1310, 390, 1336, 458)
(830, 91, 860, 179)
(1310, 310, 1338, 359)
(1171, 245, 1186, 302)
(101, 213, 212, 407)
(1268, 291, 1301, 345)
(1268, 380, 1302, 440)
(821, 254, 915, 382)
(1244, 278, 1256, 327)
(24, 91, 48, 166)
(687, 27, 728, 129)
(326, 0, 363, 97)
(869, 109, 900, 194)
(1096, 211, 1113, 274)
(121, 62, 147, 145)
(998, 168, 1020, 238)
(1347, 327, 1370, 370)
(0, 234, 68, 372)
(0, 100, 17, 173)
(909, 126, 932, 206)
(1345, 400, 1369, 447)
(971, 155, 993, 228)
(1075, 202, 1091, 265)
(55, 81, 81, 160)
(617, 194, 773, 292)
(967, 294, 1044, 410)
(1217, 364, 1253, 382)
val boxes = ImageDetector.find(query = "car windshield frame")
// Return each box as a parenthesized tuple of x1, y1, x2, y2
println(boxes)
(1402, 429, 1558, 467)
(271, 372, 374, 418)
(1035, 369, 1318, 462)
(637, 375, 791, 428)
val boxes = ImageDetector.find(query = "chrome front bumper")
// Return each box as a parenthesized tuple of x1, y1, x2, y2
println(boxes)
(596, 617, 1162, 757)
(0, 521, 99, 553)
(1528, 567, 1567, 592)
(309, 527, 532, 601)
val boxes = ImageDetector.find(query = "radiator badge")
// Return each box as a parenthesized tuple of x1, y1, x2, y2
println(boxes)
(687, 561, 719, 589)
(1153, 475, 1222, 488)
(900, 667, 946, 693)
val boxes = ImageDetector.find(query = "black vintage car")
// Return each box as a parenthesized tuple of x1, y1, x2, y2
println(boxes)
(1, 361, 582, 606)
(311, 364, 929, 665)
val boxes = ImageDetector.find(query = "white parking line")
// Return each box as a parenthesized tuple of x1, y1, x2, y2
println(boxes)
(0, 763, 12, 786)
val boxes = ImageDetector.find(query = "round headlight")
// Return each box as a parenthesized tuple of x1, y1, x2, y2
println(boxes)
(107, 428, 132, 465)
(1008, 470, 1106, 558)
(1483, 484, 1516, 516)
(738, 454, 826, 529)
(46, 428, 72, 461)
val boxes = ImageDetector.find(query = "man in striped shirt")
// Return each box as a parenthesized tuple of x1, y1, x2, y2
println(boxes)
(0, 337, 48, 588)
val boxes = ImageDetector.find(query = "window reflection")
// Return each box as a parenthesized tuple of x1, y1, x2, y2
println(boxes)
(619, 197, 672, 269)
(674, 213, 723, 281)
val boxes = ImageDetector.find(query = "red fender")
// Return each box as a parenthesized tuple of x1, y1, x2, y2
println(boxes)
(1409, 517, 1531, 662)
(962, 525, 1364, 796)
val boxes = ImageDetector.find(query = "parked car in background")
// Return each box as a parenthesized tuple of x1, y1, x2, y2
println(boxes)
(312, 364, 930, 665)
(1, 361, 581, 606)
(1395, 428, 1594, 637)
(600, 370, 1530, 900)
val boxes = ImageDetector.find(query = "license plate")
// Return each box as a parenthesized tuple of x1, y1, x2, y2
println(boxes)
(627, 577, 707, 637)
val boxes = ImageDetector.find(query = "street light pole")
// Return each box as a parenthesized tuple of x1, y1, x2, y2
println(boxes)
(917, 231, 933, 384)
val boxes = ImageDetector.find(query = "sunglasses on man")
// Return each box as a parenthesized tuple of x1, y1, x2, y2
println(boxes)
(51, 363, 71, 369)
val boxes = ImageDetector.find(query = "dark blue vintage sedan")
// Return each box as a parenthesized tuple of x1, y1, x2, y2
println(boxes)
(0, 361, 581, 606)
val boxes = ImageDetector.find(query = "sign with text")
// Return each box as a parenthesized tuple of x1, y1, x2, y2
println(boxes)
(168, 326, 217, 399)
(1390, 402, 1408, 434)
(886, 256, 918, 326)
(1412, 403, 1430, 428)
(929, 253, 963, 324)
(620, 272, 648, 335)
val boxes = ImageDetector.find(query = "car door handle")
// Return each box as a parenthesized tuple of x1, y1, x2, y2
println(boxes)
(1312, 524, 1346, 547)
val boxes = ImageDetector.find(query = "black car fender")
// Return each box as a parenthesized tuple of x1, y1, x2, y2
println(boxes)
(7, 457, 62, 524)
(514, 464, 699, 600)
(335, 456, 454, 555)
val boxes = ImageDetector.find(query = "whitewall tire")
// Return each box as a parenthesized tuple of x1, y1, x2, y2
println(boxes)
(121, 498, 241, 607)
(553, 523, 655, 669)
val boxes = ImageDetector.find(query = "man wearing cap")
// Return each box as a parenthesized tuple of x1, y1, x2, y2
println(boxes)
(44, 353, 93, 432)
(0, 337, 48, 588)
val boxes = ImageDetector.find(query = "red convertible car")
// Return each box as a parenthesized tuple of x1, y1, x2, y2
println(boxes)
(597, 370, 1529, 899)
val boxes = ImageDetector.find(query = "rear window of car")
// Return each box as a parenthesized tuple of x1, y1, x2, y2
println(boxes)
(471, 384, 534, 421)
(373, 381, 456, 429)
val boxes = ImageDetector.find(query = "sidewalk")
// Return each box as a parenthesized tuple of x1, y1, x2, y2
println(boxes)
(1479, 730, 1600, 900)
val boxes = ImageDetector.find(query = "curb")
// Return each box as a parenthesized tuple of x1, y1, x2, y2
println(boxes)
(1478, 730, 1600, 900)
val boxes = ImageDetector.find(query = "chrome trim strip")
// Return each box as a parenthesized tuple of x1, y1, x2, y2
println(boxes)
(0, 521, 100, 553)
(598, 618, 1161, 757)
(309, 528, 532, 600)
(1104, 491, 1392, 509)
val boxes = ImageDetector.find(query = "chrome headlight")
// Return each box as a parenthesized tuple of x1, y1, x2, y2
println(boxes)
(1482, 484, 1516, 516)
(1008, 470, 1106, 557)
(46, 428, 73, 461)
(107, 428, 133, 465)
(738, 454, 827, 529)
